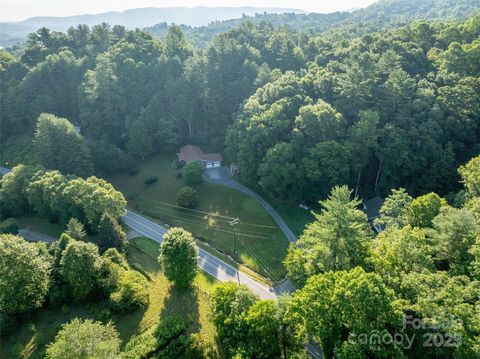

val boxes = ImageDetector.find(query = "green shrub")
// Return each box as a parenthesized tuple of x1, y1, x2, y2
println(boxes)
(108, 269, 149, 312)
(154, 315, 186, 346)
(144, 176, 158, 185)
(123, 328, 158, 359)
(182, 161, 203, 184)
(185, 333, 218, 359)
(123, 316, 186, 359)
(0, 218, 19, 234)
(177, 186, 198, 208)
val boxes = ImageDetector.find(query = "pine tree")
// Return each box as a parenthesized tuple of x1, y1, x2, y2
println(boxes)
(65, 218, 86, 241)
(97, 213, 127, 252)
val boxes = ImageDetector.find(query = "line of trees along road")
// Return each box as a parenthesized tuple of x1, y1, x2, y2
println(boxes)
(1, 9, 479, 201)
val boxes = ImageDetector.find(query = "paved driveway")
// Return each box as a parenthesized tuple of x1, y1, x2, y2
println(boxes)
(204, 167, 297, 243)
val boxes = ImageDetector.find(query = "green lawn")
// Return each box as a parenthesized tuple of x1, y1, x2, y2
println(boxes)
(235, 178, 315, 237)
(0, 238, 218, 359)
(109, 154, 291, 282)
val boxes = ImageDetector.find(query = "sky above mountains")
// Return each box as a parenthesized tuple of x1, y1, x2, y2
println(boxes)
(1, 0, 376, 22)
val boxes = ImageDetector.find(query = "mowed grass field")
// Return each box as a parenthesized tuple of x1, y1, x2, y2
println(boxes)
(109, 154, 291, 282)
(1, 237, 219, 359)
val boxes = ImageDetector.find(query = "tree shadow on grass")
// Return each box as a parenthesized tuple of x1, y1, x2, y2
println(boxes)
(159, 285, 200, 334)
(111, 304, 148, 344)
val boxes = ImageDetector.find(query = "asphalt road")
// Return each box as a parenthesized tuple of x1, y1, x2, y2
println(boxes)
(124, 210, 277, 299)
(2, 165, 321, 357)
(204, 167, 297, 243)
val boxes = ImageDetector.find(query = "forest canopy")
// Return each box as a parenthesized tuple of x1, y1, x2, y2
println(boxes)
(1, 3, 479, 202)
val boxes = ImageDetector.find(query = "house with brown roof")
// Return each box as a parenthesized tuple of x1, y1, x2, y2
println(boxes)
(177, 145, 223, 169)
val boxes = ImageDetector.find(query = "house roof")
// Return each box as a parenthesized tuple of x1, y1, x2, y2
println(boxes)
(177, 145, 222, 163)
(363, 196, 384, 220)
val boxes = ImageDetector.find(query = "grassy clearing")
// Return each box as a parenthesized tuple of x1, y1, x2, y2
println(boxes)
(109, 154, 290, 282)
(236, 179, 315, 237)
(0, 238, 218, 359)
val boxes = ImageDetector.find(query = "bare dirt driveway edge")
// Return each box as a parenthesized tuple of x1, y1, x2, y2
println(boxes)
(203, 167, 297, 243)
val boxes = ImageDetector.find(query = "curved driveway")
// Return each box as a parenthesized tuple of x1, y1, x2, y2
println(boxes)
(203, 167, 297, 243)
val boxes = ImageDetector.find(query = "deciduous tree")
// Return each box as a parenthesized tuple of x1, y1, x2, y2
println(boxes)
(182, 161, 204, 184)
(0, 234, 52, 314)
(158, 227, 198, 289)
(46, 318, 121, 359)
(60, 240, 102, 301)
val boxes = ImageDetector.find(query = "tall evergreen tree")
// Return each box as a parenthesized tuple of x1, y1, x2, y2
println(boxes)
(33, 113, 93, 177)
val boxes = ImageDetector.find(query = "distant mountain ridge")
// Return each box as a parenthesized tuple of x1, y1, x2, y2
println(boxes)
(2, 0, 480, 47)
(145, 0, 480, 48)
(16, 6, 305, 28)
(0, 6, 304, 46)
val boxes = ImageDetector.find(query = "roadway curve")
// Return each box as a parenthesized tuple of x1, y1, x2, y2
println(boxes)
(124, 210, 322, 357)
(1, 166, 320, 357)
(124, 210, 277, 299)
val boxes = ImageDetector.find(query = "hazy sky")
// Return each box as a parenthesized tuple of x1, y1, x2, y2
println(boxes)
(1, 0, 377, 22)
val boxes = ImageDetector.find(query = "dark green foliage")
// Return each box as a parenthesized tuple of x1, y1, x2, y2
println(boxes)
(0, 313, 18, 337)
(123, 315, 187, 359)
(33, 113, 93, 177)
(158, 227, 198, 289)
(89, 139, 136, 175)
(102, 248, 149, 312)
(182, 161, 204, 184)
(3, 10, 479, 195)
(0, 164, 42, 217)
(177, 186, 197, 208)
(0, 218, 19, 234)
(1, 165, 126, 231)
(127, 120, 153, 160)
(143, 176, 158, 185)
(224, 14, 480, 201)
(60, 240, 102, 301)
(97, 213, 127, 252)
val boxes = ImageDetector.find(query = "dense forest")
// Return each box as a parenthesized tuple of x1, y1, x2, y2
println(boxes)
(1, 0, 480, 358)
(1, 1, 479, 203)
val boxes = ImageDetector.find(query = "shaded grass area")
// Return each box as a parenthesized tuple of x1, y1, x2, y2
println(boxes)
(109, 154, 290, 281)
(15, 217, 64, 239)
(0, 238, 218, 359)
